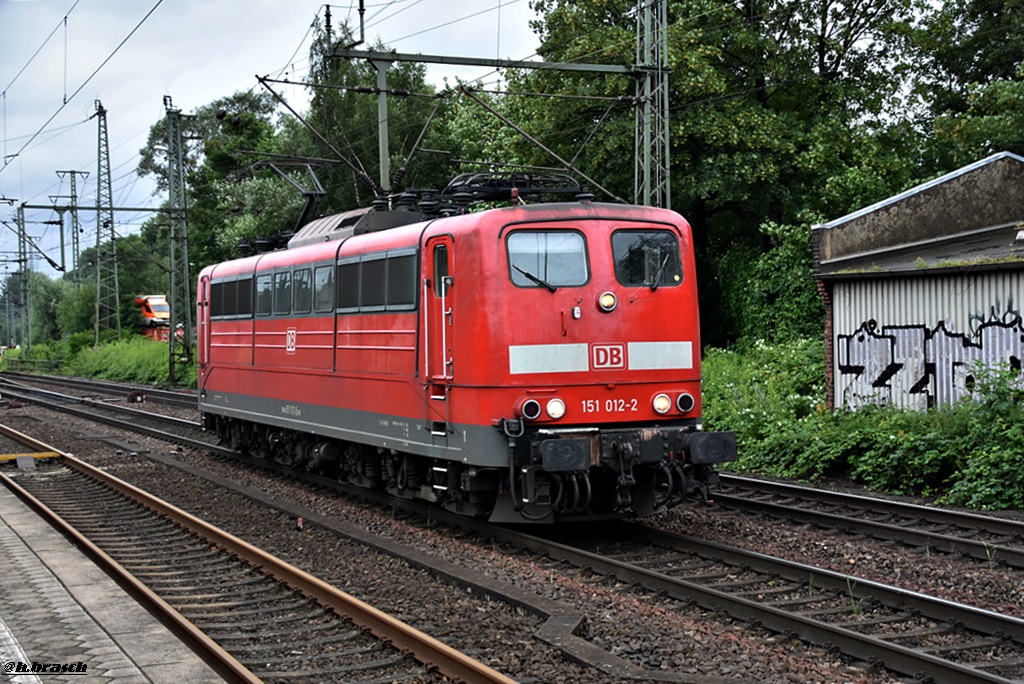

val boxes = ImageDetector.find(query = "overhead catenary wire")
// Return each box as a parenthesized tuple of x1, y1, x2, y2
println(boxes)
(0, 0, 166, 180)
(1, 0, 82, 96)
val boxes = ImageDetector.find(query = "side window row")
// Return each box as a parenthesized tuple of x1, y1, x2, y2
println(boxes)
(255, 265, 333, 316)
(336, 252, 416, 312)
(211, 252, 417, 319)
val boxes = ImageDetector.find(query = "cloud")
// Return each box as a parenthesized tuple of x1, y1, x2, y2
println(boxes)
(0, 0, 539, 275)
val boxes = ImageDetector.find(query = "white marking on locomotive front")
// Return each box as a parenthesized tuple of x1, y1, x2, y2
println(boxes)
(509, 343, 588, 374)
(510, 341, 693, 373)
(627, 341, 693, 370)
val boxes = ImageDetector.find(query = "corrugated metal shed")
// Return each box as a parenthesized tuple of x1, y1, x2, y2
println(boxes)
(812, 152, 1024, 410)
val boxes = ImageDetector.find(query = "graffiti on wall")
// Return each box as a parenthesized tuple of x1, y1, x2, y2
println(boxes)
(837, 309, 1024, 409)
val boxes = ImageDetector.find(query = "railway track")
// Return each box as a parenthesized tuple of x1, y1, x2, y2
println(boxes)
(4, 372, 1023, 681)
(17, 372, 1020, 576)
(518, 521, 1024, 684)
(0, 425, 515, 684)
(716, 474, 1024, 569)
(0, 370, 197, 407)
(139, 445, 1024, 684)
(0, 379, 220, 454)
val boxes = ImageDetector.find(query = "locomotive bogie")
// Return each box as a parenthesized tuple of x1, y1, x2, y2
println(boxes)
(197, 199, 737, 522)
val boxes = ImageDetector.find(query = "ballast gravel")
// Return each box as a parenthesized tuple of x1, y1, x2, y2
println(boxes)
(4, 400, 1017, 682)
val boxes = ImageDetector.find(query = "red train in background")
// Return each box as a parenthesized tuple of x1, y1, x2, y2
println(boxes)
(196, 174, 736, 522)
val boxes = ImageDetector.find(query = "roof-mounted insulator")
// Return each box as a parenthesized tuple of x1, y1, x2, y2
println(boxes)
(576, 187, 595, 203)
(397, 191, 418, 210)
(418, 197, 439, 215)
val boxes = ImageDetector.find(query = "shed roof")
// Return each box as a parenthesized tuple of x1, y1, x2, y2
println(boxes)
(813, 152, 1024, 279)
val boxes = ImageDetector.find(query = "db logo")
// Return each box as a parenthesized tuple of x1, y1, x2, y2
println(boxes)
(285, 328, 297, 354)
(591, 344, 624, 369)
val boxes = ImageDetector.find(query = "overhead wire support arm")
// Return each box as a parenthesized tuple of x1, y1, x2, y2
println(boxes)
(19, 204, 168, 213)
(329, 48, 636, 75)
(459, 87, 626, 204)
(0, 217, 62, 272)
(261, 76, 441, 98)
(256, 74, 381, 197)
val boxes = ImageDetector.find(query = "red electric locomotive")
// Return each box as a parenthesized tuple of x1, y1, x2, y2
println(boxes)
(197, 175, 736, 522)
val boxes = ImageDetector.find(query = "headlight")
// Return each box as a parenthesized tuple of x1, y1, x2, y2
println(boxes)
(517, 398, 542, 420)
(676, 392, 695, 413)
(546, 398, 566, 419)
(652, 393, 672, 414)
(597, 292, 617, 312)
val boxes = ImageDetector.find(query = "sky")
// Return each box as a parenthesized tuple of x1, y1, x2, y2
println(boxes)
(0, 0, 542, 279)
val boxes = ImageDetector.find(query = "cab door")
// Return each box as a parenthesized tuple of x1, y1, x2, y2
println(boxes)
(197, 274, 211, 379)
(423, 235, 454, 441)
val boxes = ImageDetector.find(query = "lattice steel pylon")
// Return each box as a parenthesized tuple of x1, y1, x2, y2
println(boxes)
(93, 100, 121, 343)
(635, 0, 671, 209)
(164, 96, 193, 384)
(54, 169, 89, 300)
(15, 204, 29, 349)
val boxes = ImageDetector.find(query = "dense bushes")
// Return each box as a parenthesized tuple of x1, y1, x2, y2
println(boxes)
(703, 338, 1024, 510)
(63, 336, 195, 387)
(3, 334, 194, 388)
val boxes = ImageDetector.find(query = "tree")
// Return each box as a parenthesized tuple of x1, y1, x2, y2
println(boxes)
(297, 19, 451, 212)
(137, 91, 279, 193)
(911, 0, 1024, 117)
(518, 0, 926, 345)
(933, 71, 1024, 160)
(136, 90, 293, 271)
(55, 280, 96, 338)
(504, 0, 638, 200)
(423, 85, 533, 180)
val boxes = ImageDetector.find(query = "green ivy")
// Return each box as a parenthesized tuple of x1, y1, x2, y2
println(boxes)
(703, 341, 1024, 509)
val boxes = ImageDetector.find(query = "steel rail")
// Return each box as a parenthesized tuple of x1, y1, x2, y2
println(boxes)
(10, 375, 1020, 681)
(470, 521, 1022, 684)
(0, 424, 261, 684)
(717, 474, 1024, 567)
(124, 437, 1024, 683)
(0, 423, 517, 684)
(720, 474, 1024, 536)
(0, 384, 224, 455)
(0, 371, 197, 406)
(70, 455, 517, 684)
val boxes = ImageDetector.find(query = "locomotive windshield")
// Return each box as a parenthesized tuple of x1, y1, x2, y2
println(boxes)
(611, 230, 683, 289)
(507, 231, 588, 289)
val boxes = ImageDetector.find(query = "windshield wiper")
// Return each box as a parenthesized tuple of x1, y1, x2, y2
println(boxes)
(648, 254, 671, 291)
(513, 265, 557, 293)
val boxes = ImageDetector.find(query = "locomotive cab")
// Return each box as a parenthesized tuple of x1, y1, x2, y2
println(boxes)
(420, 201, 737, 522)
